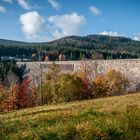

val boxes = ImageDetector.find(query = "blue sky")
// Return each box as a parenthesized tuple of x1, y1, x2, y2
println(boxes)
(0, 0, 140, 42)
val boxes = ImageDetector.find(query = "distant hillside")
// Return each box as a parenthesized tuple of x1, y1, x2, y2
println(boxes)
(47, 35, 136, 48)
(0, 35, 140, 60)
(0, 39, 45, 46)
(0, 35, 139, 48)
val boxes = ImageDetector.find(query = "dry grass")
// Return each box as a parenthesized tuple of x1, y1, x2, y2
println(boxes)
(0, 93, 140, 140)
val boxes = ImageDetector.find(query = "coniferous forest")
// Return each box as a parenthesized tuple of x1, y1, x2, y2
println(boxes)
(0, 35, 140, 61)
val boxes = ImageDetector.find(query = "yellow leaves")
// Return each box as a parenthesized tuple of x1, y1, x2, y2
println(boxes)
(42, 62, 130, 105)
(93, 68, 129, 97)
(93, 75, 105, 85)
(105, 68, 129, 95)
(93, 75, 108, 97)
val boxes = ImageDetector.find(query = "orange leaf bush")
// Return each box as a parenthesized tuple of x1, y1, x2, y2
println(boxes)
(93, 68, 129, 98)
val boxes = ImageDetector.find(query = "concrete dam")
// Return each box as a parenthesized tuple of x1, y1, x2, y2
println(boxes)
(18, 59, 140, 92)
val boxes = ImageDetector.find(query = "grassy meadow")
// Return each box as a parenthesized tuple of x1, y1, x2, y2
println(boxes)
(0, 93, 140, 140)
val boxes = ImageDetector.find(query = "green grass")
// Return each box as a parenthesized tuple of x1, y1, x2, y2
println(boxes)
(0, 93, 140, 140)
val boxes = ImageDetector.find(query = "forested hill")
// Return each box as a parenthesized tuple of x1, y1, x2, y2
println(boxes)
(0, 35, 139, 47)
(0, 35, 140, 60)
(47, 35, 134, 47)
(0, 39, 45, 46)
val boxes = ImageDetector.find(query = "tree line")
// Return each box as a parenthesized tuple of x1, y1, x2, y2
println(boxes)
(0, 61, 132, 112)
(1, 35, 140, 61)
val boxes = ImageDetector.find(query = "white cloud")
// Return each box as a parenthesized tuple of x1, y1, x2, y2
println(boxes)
(19, 12, 86, 41)
(48, 0, 61, 10)
(2, 0, 13, 3)
(89, 6, 101, 15)
(19, 11, 45, 40)
(99, 31, 120, 36)
(133, 34, 140, 41)
(17, 0, 31, 10)
(48, 13, 86, 39)
(0, 5, 6, 13)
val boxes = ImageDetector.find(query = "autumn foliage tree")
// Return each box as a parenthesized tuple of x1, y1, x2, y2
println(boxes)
(93, 68, 129, 97)
(0, 77, 38, 111)
(41, 63, 60, 104)
(42, 63, 89, 103)
(76, 63, 93, 99)
(105, 68, 129, 96)
(56, 74, 84, 102)
(0, 62, 130, 112)
(16, 78, 29, 109)
(3, 85, 18, 111)
(0, 83, 6, 111)
(93, 75, 108, 98)
(0, 63, 38, 111)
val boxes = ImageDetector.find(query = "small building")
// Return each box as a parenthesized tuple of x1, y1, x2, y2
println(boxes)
(1, 56, 16, 62)
(58, 54, 66, 61)
(44, 56, 49, 61)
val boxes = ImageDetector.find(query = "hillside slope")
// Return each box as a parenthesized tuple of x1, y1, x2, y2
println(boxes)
(0, 93, 140, 140)
(47, 35, 136, 48)
(0, 39, 45, 46)
(1, 35, 138, 48)
(1, 35, 140, 60)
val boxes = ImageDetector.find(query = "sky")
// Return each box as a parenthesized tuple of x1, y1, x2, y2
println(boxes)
(0, 0, 140, 42)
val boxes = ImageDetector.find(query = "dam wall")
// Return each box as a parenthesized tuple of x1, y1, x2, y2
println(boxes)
(17, 59, 140, 92)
